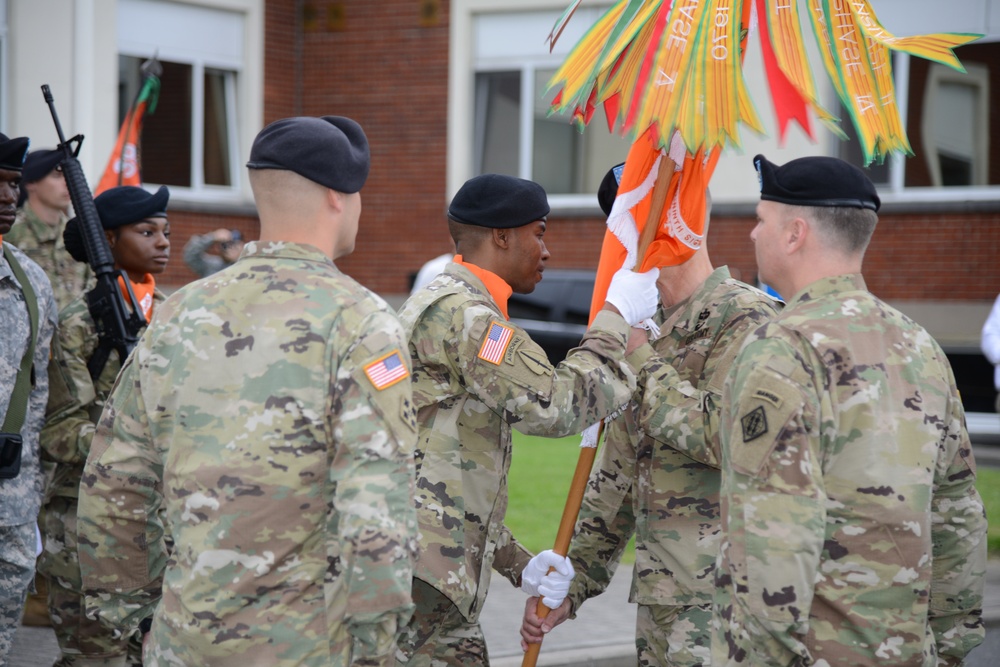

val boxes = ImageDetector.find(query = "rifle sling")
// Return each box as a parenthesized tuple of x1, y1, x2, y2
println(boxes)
(2, 244, 40, 435)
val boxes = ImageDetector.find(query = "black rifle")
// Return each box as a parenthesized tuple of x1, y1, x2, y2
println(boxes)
(42, 85, 146, 379)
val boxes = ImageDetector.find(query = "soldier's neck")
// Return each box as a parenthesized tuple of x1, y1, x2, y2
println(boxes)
(27, 199, 64, 227)
(656, 252, 714, 308)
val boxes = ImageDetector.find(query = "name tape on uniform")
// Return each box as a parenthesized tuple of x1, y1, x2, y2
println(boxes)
(478, 321, 514, 365)
(364, 350, 409, 390)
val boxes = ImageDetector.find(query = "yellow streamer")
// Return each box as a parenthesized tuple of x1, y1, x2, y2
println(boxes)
(548, 3, 627, 109)
(766, 0, 839, 133)
(849, 0, 979, 72)
(637, 0, 713, 147)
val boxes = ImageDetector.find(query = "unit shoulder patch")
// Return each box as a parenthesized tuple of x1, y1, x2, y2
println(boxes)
(741, 405, 768, 442)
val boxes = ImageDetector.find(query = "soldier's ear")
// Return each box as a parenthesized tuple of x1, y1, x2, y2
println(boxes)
(104, 228, 116, 249)
(492, 227, 510, 250)
(786, 217, 807, 254)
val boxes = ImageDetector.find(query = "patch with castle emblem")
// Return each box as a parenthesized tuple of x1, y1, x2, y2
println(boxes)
(741, 405, 768, 442)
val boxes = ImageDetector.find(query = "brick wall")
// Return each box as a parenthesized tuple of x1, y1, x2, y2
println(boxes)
(159, 210, 260, 285)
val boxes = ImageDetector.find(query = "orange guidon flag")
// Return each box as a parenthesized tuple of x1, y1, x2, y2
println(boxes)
(95, 71, 160, 195)
(587, 127, 720, 325)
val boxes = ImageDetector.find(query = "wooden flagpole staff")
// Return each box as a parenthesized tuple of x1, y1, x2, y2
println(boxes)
(521, 156, 674, 667)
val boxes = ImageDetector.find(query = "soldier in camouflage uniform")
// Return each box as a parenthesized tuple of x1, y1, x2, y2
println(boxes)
(76, 116, 419, 666)
(713, 155, 986, 666)
(520, 179, 780, 667)
(0, 133, 58, 662)
(395, 173, 660, 666)
(40, 184, 172, 666)
(6, 148, 91, 311)
(7, 149, 91, 627)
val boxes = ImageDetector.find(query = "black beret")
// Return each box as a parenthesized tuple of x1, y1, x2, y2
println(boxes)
(448, 174, 549, 229)
(64, 185, 170, 263)
(22, 149, 64, 184)
(246, 116, 370, 193)
(0, 133, 30, 171)
(597, 162, 625, 216)
(754, 154, 880, 212)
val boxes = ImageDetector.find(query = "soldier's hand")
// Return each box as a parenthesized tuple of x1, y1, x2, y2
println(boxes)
(211, 228, 233, 243)
(521, 550, 575, 609)
(605, 267, 659, 326)
(520, 596, 571, 649)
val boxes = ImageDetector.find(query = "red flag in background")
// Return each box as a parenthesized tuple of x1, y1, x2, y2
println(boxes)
(95, 59, 161, 195)
(587, 127, 720, 325)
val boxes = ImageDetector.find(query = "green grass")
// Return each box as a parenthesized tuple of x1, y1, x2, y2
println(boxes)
(507, 432, 635, 563)
(509, 433, 1000, 561)
(976, 466, 1000, 557)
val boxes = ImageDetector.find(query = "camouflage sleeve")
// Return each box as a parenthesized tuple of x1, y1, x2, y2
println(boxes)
(637, 359, 722, 468)
(928, 373, 987, 664)
(492, 527, 533, 588)
(640, 300, 776, 469)
(455, 305, 637, 437)
(182, 233, 223, 277)
(78, 352, 167, 636)
(41, 309, 100, 464)
(567, 413, 637, 614)
(722, 337, 823, 665)
(333, 308, 419, 664)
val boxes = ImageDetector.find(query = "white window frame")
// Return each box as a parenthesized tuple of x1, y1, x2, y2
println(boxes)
(451, 1, 617, 211)
(920, 60, 989, 187)
(452, 1, 1000, 211)
(118, 0, 263, 205)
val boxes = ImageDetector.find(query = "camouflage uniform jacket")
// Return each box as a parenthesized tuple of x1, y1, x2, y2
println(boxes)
(0, 242, 57, 526)
(714, 274, 987, 667)
(397, 263, 643, 622)
(566, 267, 780, 611)
(40, 288, 165, 500)
(76, 241, 420, 667)
(7, 203, 91, 311)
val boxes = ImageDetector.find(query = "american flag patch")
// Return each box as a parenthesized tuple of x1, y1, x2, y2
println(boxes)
(364, 350, 409, 390)
(478, 321, 514, 365)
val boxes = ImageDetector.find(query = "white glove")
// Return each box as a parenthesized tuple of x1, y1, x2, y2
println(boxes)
(605, 267, 659, 326)
(521, 550, 576, 610)
(580, 422, 601, 448)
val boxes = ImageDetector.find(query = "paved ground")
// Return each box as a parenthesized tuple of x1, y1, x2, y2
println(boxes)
(10, 560, 1000, 667)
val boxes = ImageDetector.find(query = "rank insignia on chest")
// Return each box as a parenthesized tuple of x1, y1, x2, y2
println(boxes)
(364, 350, 410, 390)
(478, 321, 514, 365)
(741, 405, 768, 442)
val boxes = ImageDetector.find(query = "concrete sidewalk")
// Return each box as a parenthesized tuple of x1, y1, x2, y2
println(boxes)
(11, 561, 1000, 666)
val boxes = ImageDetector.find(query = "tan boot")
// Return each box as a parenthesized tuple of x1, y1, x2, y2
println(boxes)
(21, 572, 52, 626)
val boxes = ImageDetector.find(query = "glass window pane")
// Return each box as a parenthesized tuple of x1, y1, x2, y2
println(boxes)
(203, 69, 232, 187)
(836, 109, 891, 185)
(119, 56, 193, 187)
(905, 41, 998, 188)
(475, 71, 520, 176)
(534, 68, 629, 195)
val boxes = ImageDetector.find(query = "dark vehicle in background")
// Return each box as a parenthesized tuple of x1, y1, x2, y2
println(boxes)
(507, 268, 999, 446)
(508, 269, 595, 365)
(944, 344, 1000, 446)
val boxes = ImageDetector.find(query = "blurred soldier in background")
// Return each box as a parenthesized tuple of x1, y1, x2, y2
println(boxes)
(41, 184, 171, 666)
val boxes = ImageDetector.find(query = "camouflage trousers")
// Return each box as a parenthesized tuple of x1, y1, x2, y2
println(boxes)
(395, 579, 490, 666)
(39, 495, 142, 667)
(0, 522, 36, 663)
(635, 603, 712, 667)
